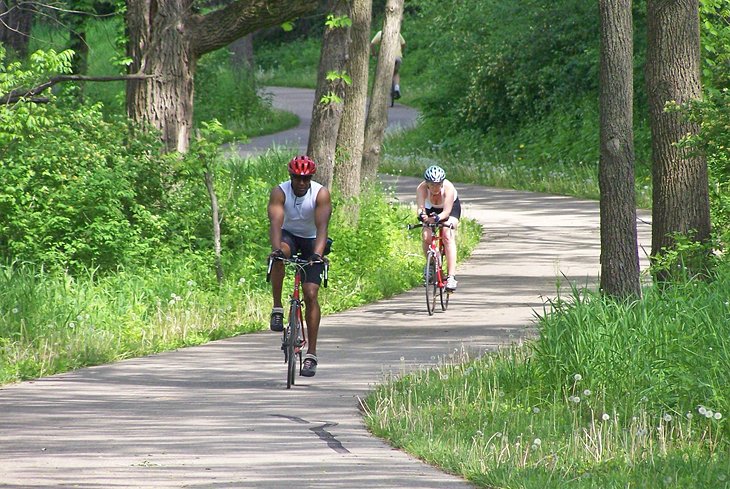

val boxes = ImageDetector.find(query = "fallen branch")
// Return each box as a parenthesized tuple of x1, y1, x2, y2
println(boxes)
(1, 73, 154, 105)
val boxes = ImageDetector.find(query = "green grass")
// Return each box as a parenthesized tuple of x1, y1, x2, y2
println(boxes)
(254, 37, 321, 88)
(364, 269, 730, 488)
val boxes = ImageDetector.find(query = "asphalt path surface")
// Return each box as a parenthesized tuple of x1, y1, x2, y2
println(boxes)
(0, 88, 652, 488)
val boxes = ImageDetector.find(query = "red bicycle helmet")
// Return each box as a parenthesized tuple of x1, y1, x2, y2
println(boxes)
(288, 155, 317, 176)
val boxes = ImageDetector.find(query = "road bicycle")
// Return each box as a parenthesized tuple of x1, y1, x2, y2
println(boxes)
(266, 255, 328, 389)
(408, 221, 453, 315)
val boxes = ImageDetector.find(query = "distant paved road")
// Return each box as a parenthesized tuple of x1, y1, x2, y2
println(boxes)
(231, 86, 419, 157)
(0, 88, 652, 489)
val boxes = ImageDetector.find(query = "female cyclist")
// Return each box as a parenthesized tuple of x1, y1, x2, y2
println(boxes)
(415, 165, 461, 291)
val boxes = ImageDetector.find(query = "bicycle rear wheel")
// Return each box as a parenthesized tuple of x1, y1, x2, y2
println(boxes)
(286, 305, 299, 389)
(425, 253, 438, 315)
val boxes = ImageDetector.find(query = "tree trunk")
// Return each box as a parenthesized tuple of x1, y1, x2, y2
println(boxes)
(125, 0, 319, 154)
(333, 0, 371, 218)
(204, 170, 224, 284)
(646, 0, 711, 279)
(598, 0, 640, 298)
(307, 0, 350, 189)
(361, 0, 404, 186)
(0, 1, 33, 58)
(229, 33, 254, 69)
(126, 0, 197, 153)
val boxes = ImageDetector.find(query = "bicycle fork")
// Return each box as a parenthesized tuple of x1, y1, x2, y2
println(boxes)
(282, 299, 306, 360)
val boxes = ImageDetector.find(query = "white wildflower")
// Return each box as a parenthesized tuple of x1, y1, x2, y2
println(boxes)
(602, 413, 610, 421)
(714, 412, 722, 420)
(573, 374, 582, 381)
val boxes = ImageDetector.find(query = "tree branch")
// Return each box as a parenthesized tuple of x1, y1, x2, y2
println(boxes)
(188, 0, 320, 57)
(1, 73, 154, 105)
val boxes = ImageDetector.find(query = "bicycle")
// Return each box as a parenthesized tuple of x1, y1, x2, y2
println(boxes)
(266, 255, 329, 389)
(408, 221, 454, 315)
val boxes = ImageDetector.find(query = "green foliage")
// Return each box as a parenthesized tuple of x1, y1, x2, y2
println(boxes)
(649, 232, 719, 282)
(254, 37, 321, 88)
(0, 47, 173, 271)
(1, 102, 171, 271)
(0, 47, 74, 142)
(406, 0, 601, 131)
(700, 0, 730, 90)
(194, 49, 298, 140)
(325, 14, 352, 29)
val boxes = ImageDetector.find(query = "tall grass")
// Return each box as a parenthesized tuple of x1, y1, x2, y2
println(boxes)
(364, 267, 730, 488)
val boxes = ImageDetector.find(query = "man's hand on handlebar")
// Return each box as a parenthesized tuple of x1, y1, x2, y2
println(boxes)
(269, 248, 285, 261)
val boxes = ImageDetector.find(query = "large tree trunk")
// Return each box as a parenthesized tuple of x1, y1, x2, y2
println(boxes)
(333, 0, 371, 214)
(361, 0, 404, 186)
(307, 0, 350, 189)
(125, 0, 319, 154)
(0, 1, 33, 57)
(646, 0, 710, 279)
(598, 0, 640, 298)
(229, 33, 254, 69)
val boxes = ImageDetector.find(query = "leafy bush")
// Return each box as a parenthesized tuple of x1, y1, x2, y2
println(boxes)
(1, 102, 172, 270)
(406, 0, 605, 131)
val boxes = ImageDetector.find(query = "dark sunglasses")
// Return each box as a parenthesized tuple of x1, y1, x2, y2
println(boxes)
(290, 174, 313, 182)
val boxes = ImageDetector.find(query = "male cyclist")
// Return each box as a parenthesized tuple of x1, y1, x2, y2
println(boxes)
(416, 165, 461, 291)
(267, 156, 332, 377)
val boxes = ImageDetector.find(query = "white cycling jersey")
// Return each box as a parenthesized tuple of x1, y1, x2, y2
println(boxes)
(280, 180, 323, 238)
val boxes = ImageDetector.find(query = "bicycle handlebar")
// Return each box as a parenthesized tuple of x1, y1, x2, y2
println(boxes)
(266, 255, 329, 288)
(407, 222, 455, 230)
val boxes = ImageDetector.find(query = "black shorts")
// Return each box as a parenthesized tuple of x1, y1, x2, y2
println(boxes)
(426, 198, 462, 220)
(280, 229, 332, 285)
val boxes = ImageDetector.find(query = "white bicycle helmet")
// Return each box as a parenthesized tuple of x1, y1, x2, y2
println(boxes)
(423, 165, 446, 183)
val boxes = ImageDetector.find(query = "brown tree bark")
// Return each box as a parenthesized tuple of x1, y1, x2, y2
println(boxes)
(307, 0, 349, 189)
(229, 33, 254, 69)
(125, 0, 319, 153)
(0, 1, 33, 57)
(333, 0, 371, 214)
(646, 0, 711, 279)
(361, 0, 404, 186)
(598, 0, 640, 298)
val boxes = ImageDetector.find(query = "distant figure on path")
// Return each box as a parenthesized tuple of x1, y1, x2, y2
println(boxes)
(370, 29, 406, 99)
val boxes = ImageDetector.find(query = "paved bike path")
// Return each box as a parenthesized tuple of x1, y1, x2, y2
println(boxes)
(0, 89, 652, 488)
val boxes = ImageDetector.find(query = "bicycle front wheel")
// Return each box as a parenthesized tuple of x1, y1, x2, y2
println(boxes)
(425, 253, 438, 316)
(440, 258, 449, 311)
(286, 305, 300, 389)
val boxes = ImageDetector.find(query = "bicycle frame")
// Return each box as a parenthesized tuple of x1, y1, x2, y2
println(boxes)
(427, 226, 447, 289)
(408, 221, 453, 315)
